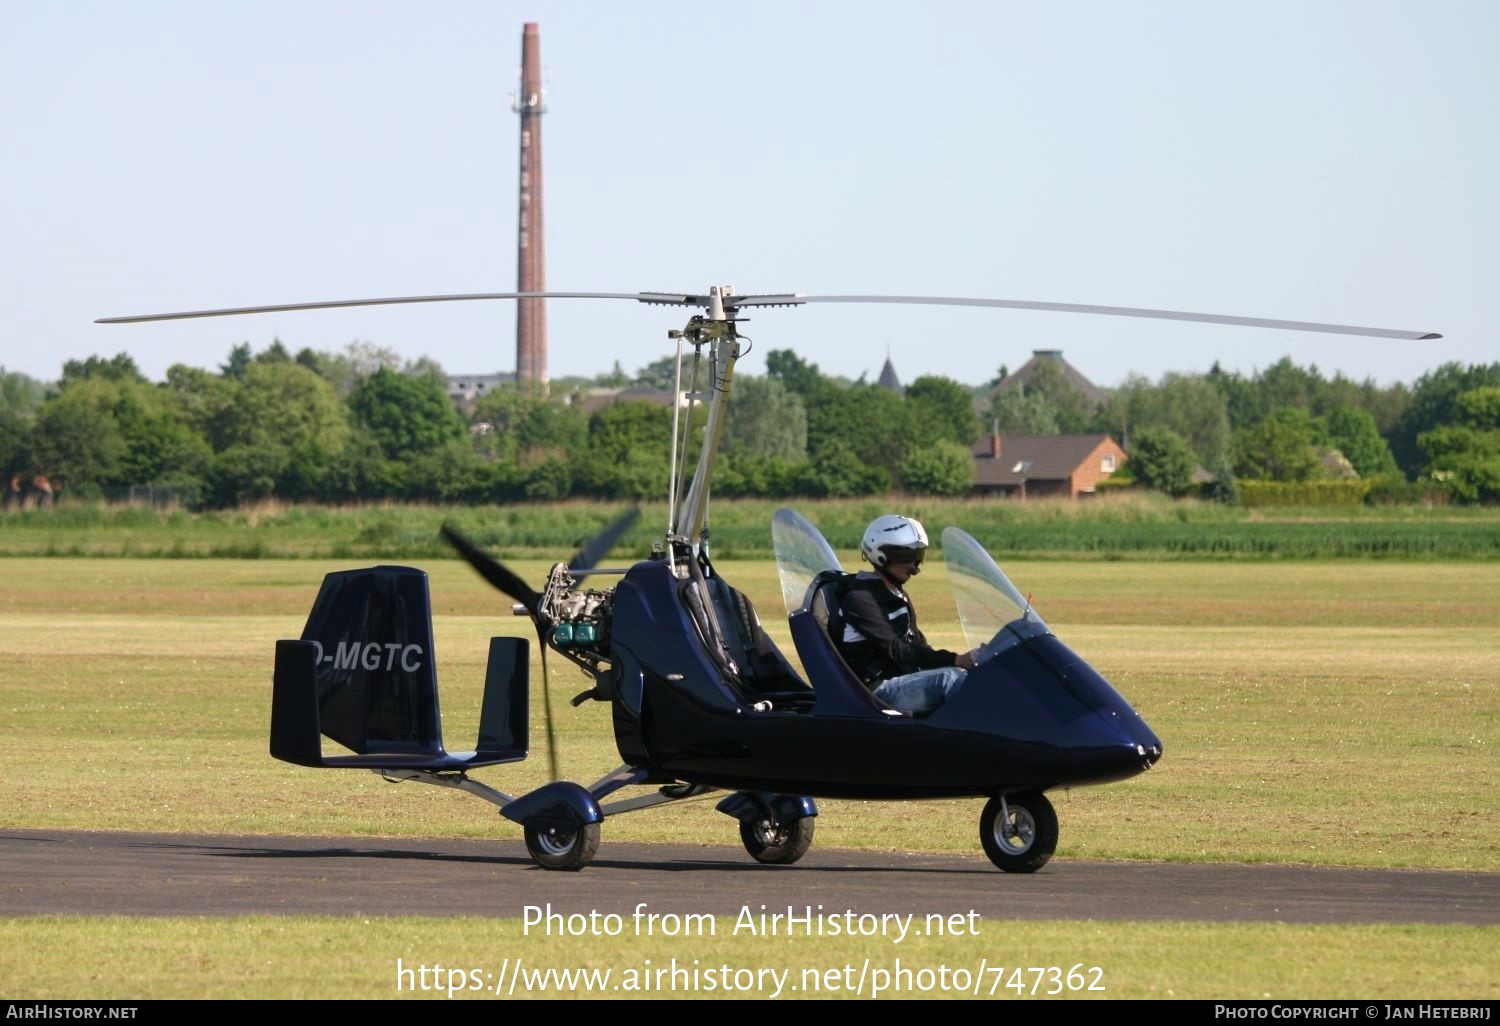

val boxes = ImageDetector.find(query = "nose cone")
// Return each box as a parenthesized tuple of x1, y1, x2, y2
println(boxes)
(1083, 713, 1162, 785)
(1122, 714, 1163, 769)
(1073, 735, 1161, 788)
(1133, 719, 1164, 765)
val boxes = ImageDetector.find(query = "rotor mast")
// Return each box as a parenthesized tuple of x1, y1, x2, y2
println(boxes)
(670, 285, 740, 558)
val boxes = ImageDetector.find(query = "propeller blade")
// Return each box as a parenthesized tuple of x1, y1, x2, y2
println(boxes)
(788, 295, 1440, 341)
(440, 524, 542, 611)
(441, 522, 559, 780)
(567, 506, 642, 572)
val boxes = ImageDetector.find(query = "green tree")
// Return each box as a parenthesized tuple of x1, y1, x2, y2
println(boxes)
(403, 438, 496, 502)
(347, 367, 467, 461)
(310, 340, 405, 397)
(1233, 408, 1324, 482)
(905, 375, 981, 448)
(714, 453, 803, 498)
(795, 438, 889, 497)
(1, 368, 48, 415)
(1118, 372, 1231, 468)
(1456, 386, 1500, 429)
(633, 355, 682, 392)
(0, 369, 46, 481)
(1203, 455, 1240, 505)
(574, 401, 676, 499)
(28, 378, 129, 494)
(900, 440, 973, 496)
(765, 349, 831, 399)
(1129, 427, 1198, 497)
(1391, 362, 1500, 478)
(1, 407, 30, 481)
(806, 384, 914, 478)
(162, 365, 235, 448)
(594, 360, 631, 388)
(1255, 358, 1331, 416)
(1017, 358, 1096, 433)
(521, 457, 573, 501)
(206, 362, 349, 504)
(1419, 427, 1500, 502)
(61, 353, 146, 385)
(1323, 372, 1410, 436)
(985, 388, 1059, 436)
(1207, 358, 1396, 438)
(723, 375, 807, 462)
(320, 433, 407, 501)
(254, 340, 292, 364)
(403, 355, 449, 384)
(470, 389, 588, 469)
(293, 347, 328, 377)
(1320, 406, 1398, 479)
(1418, 387, 1500, 502)
(107, 378, 211, 491)
(219, 343, 253, 380)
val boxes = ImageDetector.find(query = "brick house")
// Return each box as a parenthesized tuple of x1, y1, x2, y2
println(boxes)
(969, 433, 1127, 499)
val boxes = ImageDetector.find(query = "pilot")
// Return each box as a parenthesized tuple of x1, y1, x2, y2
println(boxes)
(837, 514, 978, 715)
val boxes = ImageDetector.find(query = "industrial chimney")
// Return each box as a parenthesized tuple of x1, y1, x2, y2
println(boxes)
(514, 23, 547, 389)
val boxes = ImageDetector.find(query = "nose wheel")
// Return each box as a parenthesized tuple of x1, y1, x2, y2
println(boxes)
(980, 791, 1057, 873)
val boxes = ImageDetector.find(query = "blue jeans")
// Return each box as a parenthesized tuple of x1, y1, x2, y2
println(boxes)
(872, 666, 968, 715)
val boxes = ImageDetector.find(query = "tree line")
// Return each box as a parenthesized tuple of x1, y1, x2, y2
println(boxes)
(1, 340, 1497, 507)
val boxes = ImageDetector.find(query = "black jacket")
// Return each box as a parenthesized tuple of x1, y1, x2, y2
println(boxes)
(836, 572, 958, 687)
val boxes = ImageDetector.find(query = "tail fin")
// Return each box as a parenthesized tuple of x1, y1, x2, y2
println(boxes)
(270, 565, 528, 770)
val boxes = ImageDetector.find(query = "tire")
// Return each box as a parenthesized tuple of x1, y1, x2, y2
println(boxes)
(523, 820, 601, 871)
(980, 791, 1057, 873)
(739, 814, 815, 865)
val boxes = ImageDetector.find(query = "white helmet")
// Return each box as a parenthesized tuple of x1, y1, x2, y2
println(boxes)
(861, 514, 929, 569)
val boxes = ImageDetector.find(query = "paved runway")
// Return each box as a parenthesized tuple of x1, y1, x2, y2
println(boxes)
(3, 829, 1496, 924)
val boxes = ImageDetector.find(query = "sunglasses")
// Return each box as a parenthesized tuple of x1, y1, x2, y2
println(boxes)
(886, 548, 925, 568)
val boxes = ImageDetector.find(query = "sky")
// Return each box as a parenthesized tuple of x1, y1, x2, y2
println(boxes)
(3, 1, 1494, 391)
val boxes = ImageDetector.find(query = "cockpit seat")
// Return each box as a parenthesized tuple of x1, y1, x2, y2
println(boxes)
(678, 569, 817, 713)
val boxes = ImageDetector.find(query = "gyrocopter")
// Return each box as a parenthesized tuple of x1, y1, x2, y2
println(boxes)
(100, 286, 1438, 871)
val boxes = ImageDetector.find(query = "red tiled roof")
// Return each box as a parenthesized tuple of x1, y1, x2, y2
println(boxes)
(969, 434, 1119, 486)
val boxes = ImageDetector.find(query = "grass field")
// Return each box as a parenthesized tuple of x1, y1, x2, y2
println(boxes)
(3, 494, 1499, 560)
(1, 554, 1496, 998)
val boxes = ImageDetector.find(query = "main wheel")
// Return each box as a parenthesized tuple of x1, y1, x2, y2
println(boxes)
(980, 791, 1057, 873)
(739, 814, 815, 865)
(523, 820, 601, 871)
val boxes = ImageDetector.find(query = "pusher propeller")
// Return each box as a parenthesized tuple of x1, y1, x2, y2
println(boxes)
(567, 506, 640, 573)
(438, 523, 541, 611)
(440, 507, 642, 785)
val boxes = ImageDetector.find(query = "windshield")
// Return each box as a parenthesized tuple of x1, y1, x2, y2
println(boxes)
(771, 508, 845, 615)
(941, 526, 1051, 661)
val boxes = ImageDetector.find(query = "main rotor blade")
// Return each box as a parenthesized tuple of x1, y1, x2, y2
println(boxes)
(440, 524, 542, 611)
(567, 506, 641, 573)
(784, 295, 1440, 340)
(95, 292, 690, 324)
(97, 287, 1441, 340)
